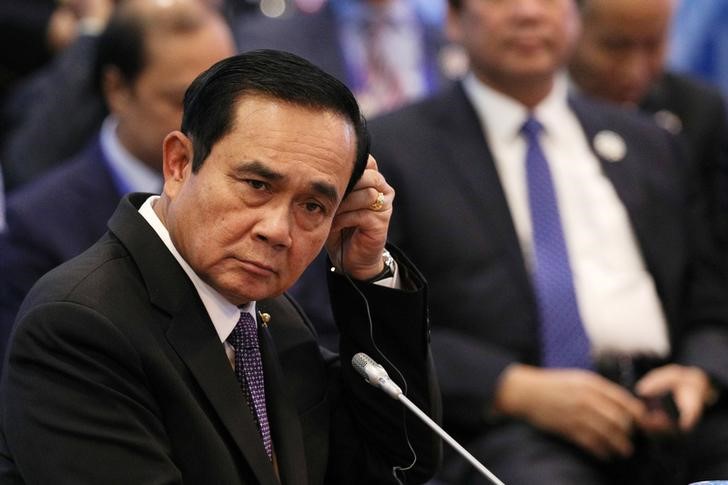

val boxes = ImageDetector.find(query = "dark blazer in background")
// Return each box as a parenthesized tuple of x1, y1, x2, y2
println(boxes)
(1, 35, 107, 191)
(0, 193, 440, 484)
(370, 82, 728, 437)
(0, 0, 56, 102)
(641, 71, 728, 250)
(0, 138, 119, 367)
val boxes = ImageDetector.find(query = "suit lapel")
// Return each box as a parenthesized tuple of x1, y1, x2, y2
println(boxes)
(442, 84, 534, 301)
(569, 96, 650, 238)
(256, 308, 308, 485)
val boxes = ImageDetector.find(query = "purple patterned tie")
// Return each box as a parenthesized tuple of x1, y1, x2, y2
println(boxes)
(523, 117, 592, 369)
(228, 312, 272, 459)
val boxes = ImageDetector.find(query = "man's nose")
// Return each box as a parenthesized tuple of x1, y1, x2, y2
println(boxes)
(253, 202, 293, 250)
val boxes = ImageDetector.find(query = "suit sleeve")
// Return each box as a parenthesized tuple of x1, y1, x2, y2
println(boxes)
(0, 301, 182, 484)
(324, 245, 441, 485)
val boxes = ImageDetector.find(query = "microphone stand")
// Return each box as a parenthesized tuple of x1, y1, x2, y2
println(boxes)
(397, 392, 505, 485)
(352, 353, 506, 485)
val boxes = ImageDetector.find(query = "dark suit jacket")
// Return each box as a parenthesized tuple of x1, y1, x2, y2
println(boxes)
(0, 137, 119, 366)
(0, 193, 440, 484)
(370, 82, 728, 437)
(641, 71, 728, 249)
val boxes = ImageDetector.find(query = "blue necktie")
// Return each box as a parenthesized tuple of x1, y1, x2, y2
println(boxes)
(523, 117, 592, 369)
(228, 312, 273, 459)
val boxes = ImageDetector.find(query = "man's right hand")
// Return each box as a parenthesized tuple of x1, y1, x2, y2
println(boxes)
(493, 364, 647, 460)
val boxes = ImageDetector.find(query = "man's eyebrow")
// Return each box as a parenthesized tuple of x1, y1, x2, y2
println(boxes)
(234, 161, 285, 181)
(310, 181, 339, 205)
(235, 160, 340, 203)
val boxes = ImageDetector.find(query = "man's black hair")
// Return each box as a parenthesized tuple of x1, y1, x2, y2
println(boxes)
(93, 8, 145, 93)
(181, 49, 370, 196)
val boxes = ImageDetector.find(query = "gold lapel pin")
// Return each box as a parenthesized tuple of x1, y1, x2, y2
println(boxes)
(258, 311, 271, 327)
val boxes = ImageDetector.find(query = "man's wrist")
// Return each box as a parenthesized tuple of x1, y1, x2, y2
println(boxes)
(363, 249, 395, 283)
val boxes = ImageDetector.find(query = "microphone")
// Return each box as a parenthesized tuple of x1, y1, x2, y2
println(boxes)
(351, 352, 403, 399)
(352, 352, 506, 485)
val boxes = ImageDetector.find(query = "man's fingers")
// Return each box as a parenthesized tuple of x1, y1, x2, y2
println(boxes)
(634, 365, 678, 396)
(675, 386, 703, 431)
(337, 186, 393, 216)
(635, 365, 710, 431)
(579, 392, 637, 458)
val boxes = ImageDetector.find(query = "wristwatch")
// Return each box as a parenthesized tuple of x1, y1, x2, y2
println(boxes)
(364, 249, 395, 283)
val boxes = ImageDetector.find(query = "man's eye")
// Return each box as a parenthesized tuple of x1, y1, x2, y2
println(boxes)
(246, 179, 268, 190)
(304, 202, 324, 213)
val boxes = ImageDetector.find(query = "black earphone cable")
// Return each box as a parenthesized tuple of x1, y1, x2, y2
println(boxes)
(338, 233, 417, 483)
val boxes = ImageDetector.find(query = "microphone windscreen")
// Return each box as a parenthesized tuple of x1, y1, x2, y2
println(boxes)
(351, 352, 375, 378)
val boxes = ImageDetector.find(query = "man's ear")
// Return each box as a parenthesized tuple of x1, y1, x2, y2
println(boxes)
(161, 131, 194, 199)
(102, 66, 132, 115)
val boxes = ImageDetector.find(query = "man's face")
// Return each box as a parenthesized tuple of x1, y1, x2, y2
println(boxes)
(161, 96, 357, 306)
(113, 18, 235, 170)
(569, 0, 672, 105)
(448, 0, 580, 89)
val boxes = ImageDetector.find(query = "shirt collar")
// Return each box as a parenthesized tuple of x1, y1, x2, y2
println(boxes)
(462, 71, 572, 141)
(100, 116, 163, 195)
(138, 195, 256, 343)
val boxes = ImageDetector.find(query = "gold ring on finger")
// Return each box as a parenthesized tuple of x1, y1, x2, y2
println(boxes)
(369, 191, 385, 211)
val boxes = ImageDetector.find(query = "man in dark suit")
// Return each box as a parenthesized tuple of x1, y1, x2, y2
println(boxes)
(568, 0, 728, 251)
(0, 50, 440, 484)
(370, 0, 728, 483)
(0, 0, 229, 192)
(0, 0, 236, 366)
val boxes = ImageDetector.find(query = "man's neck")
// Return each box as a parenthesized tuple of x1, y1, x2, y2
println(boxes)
(115, 122, 159, 174)
(472, 70, 556, 109)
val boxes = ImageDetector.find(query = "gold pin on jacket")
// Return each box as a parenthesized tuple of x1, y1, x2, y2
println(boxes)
(258, 311, 271, 327)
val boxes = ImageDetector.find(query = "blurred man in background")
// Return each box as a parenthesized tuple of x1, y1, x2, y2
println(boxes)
(371, 0, 728, 483)
(0, 0, 236, 366)
(0, 0, 231, 191)
(569, 0, 728, 252)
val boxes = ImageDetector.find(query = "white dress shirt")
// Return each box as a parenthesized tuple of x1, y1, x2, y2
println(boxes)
(463, 73, 670, 357)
